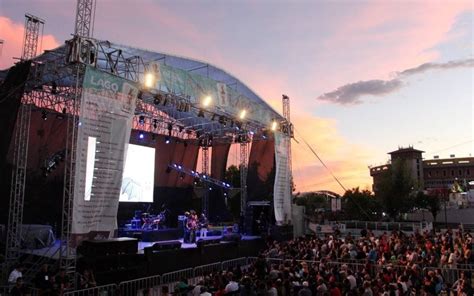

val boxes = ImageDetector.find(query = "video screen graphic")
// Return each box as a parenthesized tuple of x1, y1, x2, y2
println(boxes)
(120, 144, 156, 202)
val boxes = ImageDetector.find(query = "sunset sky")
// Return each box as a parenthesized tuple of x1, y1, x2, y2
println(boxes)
(1, 0, 473, 194)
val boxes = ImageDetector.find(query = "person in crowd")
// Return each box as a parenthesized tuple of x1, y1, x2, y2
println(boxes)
(55, 268, 71, 295)
(35, 264, 53, 294)
(9, 277, 29, 296)
(78, 268, 96, 289)
(8, 264, 24, 286)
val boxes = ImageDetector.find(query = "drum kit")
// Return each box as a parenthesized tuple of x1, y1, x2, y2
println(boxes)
(141, 211, 166, 230)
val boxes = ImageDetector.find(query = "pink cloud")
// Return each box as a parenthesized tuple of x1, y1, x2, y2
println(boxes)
(314, 1, 473, 95)
(0, 16, 60, 70)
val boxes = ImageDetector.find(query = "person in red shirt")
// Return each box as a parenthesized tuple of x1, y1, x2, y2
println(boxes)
(329, 282, 342, 296)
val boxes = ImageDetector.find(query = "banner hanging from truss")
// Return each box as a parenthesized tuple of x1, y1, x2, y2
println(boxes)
(273, 131, 292, 225)
(71, 66, 138, 244)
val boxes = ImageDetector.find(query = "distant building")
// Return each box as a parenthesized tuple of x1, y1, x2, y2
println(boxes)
(370, 146, 473, 193)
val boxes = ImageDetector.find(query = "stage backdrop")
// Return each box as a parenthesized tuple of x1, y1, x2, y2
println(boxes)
(72, 66, 138, 244)
(273, 132, 292, 225)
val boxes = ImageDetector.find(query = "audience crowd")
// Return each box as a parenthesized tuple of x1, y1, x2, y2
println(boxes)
(172, 227, 473, 296)
(6, 227, 474, 295)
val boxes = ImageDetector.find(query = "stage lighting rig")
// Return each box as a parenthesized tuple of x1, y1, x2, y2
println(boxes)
(139, 115, 145, 125)
(202, 95, 212, 107)
(271, 120, 278, 131)
(144, 72, 155, 88)
(239, 109, 247, 120)
(153, 93, 162, 105)
(41, 110, 48, 120)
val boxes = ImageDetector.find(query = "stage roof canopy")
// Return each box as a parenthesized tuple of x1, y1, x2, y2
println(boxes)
(2, 38, 284, 138)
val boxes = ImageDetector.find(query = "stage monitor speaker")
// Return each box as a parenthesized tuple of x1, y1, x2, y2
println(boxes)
(79, 238, 138, 257)
(197, 239, 221, 248)
(152, 240, 182, 251)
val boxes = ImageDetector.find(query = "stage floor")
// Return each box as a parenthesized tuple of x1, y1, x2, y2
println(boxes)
(21, 235, 261, 259)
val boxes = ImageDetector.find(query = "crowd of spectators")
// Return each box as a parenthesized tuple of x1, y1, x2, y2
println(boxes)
(171, 227, 473, 296)
(6, 263, 95, 295)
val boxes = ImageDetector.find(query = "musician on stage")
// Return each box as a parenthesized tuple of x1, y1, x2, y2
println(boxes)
(185, 210, 198, 243)
(198, 213, 209, 238)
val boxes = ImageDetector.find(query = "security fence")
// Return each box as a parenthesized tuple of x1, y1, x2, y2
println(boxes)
(3, 257, 471, 295)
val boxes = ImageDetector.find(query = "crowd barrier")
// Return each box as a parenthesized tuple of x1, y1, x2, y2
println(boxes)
(63, 284, 118, 296)
(5, 257, 471, 296)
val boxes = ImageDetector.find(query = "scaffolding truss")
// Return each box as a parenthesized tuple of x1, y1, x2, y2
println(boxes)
(22, 14, 44, 60)
(74, 0, 95, 38)
(239, 142, 249, 216)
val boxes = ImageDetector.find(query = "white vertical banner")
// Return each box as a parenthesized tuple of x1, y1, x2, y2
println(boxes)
(274, 131, 292, 225)
(71, 66, 138, 245)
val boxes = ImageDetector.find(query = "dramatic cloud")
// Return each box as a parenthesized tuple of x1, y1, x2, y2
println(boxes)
(317, 58, 474, 105)
(317, 79, 403, 105)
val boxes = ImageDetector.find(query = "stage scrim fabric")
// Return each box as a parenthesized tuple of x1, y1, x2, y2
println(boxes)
(211, 143, 231, 180)
(247, 138, 275, 201)
(152, 135, 199, 187)
(273, 132, 292, 225)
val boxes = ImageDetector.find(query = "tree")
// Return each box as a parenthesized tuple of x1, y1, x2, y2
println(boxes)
(343, 187, 380, 221)
(415, 191, 442, 221)
(376, 159, 416, 220)
(294, 192, 328, 215)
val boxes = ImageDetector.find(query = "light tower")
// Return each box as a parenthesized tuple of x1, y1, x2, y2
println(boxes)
(21, 14, 45, 60)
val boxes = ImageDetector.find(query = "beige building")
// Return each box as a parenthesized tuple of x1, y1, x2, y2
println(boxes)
(370, 147, 473, 193)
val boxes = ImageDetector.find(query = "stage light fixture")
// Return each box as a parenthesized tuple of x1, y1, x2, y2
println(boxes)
(271, 120, 278, 131)
(144, 72, 155, 88)
(193, 177, 200, 185)
(152, 134, 156, 140)
(41, 110, 47, 120)
(183, 141, 188, 147)
(211, 114, 216, 121)
(138, 91, 143, 100)
(167, 123, 173, 131)
(62, 107, 67, 114)
(239, 109, 247, 120)
(139, 131, 144, 139)
(179, 172, 185, 180)
(153, 119, 158, 129)
(165, 136, 171, 144)
(202, 95, 212, 107)
(153, 93, 162, 105)
(198, 109, 205, 118)
(139, 115, 145, 125)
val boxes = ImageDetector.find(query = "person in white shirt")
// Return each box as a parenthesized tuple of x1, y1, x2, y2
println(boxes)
(8, 265, 23, 285)
(224, 273, 239, 293)
(346, 270, 357, 290)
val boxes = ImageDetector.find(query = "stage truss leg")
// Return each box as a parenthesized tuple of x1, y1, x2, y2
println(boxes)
(240, 142, 248, 216)
(60, 65, 83, 280)
(3, 103, 31, 280)
(74, 0, 95, 38)
(201, 147, 209, 215)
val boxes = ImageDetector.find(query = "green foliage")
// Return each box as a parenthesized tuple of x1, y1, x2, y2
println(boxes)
(343, 187, 380, 221)
(415, 191, 442, 221)
(376, 159, 416, 220)
(295, 192, 328, 214)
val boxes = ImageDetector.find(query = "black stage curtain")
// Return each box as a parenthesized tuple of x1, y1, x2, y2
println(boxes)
(247, 138, 275, 201)
(211, 143, 231, 180)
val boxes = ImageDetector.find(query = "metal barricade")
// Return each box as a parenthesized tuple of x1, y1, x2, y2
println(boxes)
(119, 275, 161, 296)
(246, 257, 258, 266)
(161, 268, 194, 294)
(193, 262, 222, 284)
(63, 284, 118, 296)
(221, 257, 247, 271)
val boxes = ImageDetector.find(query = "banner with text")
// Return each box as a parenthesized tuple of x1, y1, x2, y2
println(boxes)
(72, 66, 138, 244)
(273, 132, 292, 225)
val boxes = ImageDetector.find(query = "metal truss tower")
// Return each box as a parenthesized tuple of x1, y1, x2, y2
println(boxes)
(3, 104, 32, 279)
(59, 65, 83, 279)
(21, 14, 45, 60)
(74, 0, 95, 37)
(239, 142, 249, 216)
(201, 146, 210, 215)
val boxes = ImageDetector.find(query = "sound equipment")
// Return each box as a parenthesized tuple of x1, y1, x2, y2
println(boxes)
(151, 240, 182, 251)
(79, 238, 138, 257)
